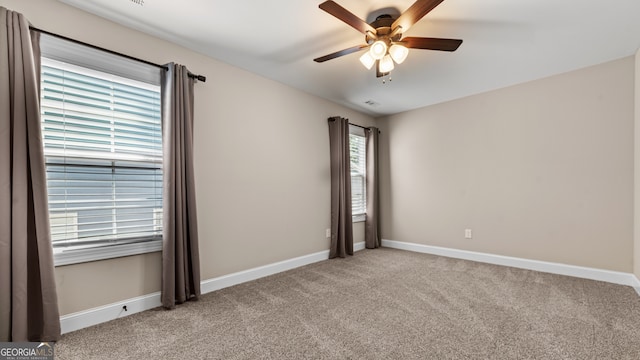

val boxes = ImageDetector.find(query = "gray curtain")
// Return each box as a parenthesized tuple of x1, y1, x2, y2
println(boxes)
(365, 127, 381, 249)
(161, 63, 201, 309)
(328, 117, 353, 258)
(0, 7, 61, 341)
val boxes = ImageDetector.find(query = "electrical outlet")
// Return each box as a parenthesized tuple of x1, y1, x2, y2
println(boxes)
(465, 229, 472, 239)
(326, 228, 331, 238)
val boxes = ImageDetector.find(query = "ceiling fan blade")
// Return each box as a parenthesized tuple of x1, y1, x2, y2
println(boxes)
(402, 37, 463, 51)
(314, 44, 369, 63)
(392, 0, 445, 33)
(319, 1, 376, 35)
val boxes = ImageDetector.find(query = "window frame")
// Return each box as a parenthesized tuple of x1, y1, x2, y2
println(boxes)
(39, 35, 164, 266)
(349, 125, 367, 223)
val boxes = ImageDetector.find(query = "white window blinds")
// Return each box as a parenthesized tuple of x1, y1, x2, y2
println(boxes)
(349, 127, 366, 215)
(41, 57, 163, 248)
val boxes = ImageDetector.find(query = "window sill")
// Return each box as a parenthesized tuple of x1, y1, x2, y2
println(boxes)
(54, 240, 162, 267)
(352, 213, 366, 223)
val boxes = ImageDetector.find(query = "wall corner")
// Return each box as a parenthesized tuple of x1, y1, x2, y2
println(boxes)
(634, 48, 640, 279)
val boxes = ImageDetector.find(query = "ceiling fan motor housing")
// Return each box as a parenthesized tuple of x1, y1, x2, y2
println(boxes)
(366, 14, 402, 45)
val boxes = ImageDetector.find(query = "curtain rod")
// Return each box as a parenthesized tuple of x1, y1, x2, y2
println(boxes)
(328, 118, 381, 133)
(349, 123, 378, 132)
(29, 26, 207, 82)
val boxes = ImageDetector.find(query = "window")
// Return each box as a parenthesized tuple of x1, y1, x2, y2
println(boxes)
(349, 126, 366, 222)
(39, 34, 163, 265)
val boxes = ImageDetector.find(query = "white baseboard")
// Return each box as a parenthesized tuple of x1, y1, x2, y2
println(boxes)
(60, 292, 161, 334)
(61, 241, 366, 334)
(632, 275, 640, 296)
(200, 247, 333, 294)
(382, 239, 640, 289)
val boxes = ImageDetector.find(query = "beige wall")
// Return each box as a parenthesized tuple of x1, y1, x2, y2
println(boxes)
(1, 0, 376, 315)
(54, 253, 161, 315)
(635, 49, 640, 280)
(379, 57, 635, 272)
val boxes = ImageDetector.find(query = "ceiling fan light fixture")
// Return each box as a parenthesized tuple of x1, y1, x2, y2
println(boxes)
(389, 44, 409, 64)
(379, 54, 395, 73)
(359, 52, 375, 70)
(369, 40, 387, 60)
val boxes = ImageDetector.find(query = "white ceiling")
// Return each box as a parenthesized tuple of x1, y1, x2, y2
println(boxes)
(58, 0, 640, 117)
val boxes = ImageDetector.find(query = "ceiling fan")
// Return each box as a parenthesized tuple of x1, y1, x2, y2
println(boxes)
(313, 0, 463, 77)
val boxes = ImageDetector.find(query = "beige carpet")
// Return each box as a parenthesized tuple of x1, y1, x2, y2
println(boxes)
(55, 248, 640, 359)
